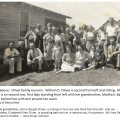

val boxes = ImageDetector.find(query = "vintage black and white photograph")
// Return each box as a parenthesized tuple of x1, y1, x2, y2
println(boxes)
(0, 2, 120, 86)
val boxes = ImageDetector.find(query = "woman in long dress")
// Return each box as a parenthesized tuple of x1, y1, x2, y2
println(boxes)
(61, 46, 75, 72)
(43, 27, 54, 70)
(52, 28, 64, 73)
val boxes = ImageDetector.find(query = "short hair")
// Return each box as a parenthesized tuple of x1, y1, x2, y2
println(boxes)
(56, 28, 61, 33)
(30, 25, 34, 29)
(71, 24, 75, 28)
(8, 41, 15, 45)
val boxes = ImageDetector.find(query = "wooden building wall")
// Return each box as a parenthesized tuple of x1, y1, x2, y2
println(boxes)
(29, 8, 45, 30)
(0, 3, 19, 48)
(0, 2, 67, 48)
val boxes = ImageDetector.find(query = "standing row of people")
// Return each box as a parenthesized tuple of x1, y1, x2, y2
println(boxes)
(3, 17, 120, 74)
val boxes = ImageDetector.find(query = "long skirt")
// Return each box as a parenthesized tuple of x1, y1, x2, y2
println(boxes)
(61, 62, 75, 72)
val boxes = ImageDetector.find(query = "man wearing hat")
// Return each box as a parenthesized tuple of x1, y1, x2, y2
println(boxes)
(27, 42, 43, 72)
(3, 41, 22, 74)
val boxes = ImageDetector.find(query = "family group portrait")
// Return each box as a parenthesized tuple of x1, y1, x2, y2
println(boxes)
(0, 2, 120, 86)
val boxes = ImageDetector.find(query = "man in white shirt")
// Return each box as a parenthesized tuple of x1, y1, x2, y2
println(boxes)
(3, 42, 22, 74)
(106, 17, 119, 41)
(105, 17, 119, 58)
(27, 42, 43, 72)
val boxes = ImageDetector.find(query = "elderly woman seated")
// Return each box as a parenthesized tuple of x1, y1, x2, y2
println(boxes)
(73, 45, 91, 70)
(61, 46, 75, 72)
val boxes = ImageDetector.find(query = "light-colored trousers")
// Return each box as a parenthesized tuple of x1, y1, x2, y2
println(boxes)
(117, 54, 120, 68)
(27, 57, 43, 70)
(4, 57, 22, 74)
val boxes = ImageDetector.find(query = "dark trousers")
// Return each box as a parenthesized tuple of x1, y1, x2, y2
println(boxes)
(107, 55, 117, 68)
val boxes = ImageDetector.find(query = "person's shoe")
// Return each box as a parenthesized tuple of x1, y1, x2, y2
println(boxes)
(56, 70, 61, 74)
(113, 65, 117, 69)
(37, 69, 42, 73)
(8, 73, 14, 77)
(102, 66, 105, 70)
(83, 69, 86, 71)
(72, 68, 75, 73)
(54, 68, 57, 72)
(116, 67, 120, 71)
(16, 71, 22, 75)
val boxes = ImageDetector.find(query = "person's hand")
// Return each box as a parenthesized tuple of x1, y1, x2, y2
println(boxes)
(85, 58, 88, 62)
(7, 55, 12, 59)
(14, 54, 20, 58)
(112, 52, 116, 56)
(25, 46, 28, 49)
(33, 58, 37, 61)
(44, 48, 47, 52)
(107, 58, 110, 62)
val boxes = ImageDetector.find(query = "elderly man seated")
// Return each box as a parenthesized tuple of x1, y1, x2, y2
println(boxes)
(3, 41, 22, 74)
(27, 42, 43, 72)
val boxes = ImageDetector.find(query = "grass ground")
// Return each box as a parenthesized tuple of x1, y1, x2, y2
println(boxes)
(0, 67, 120, 86)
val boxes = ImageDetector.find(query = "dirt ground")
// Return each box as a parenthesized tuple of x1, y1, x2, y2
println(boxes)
(0, 67, 120, 86)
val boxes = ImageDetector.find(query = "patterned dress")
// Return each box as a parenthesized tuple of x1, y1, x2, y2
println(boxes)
(52, 34, 64, 61)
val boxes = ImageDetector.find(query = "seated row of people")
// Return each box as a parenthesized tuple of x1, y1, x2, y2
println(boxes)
(61, 36, 120, 73)
(3, 40, 43, 74)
